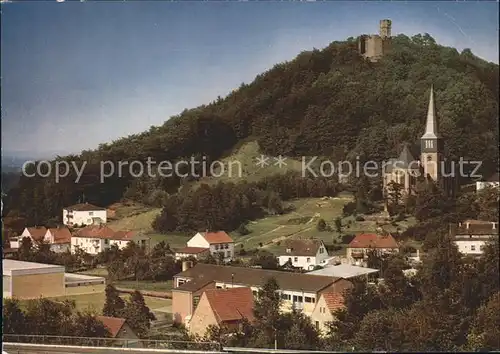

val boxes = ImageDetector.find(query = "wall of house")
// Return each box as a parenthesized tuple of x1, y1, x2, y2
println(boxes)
(278, 255, 317, 270)
(63, 209, 107, 226)
(186, 233, 210, 248)
(188, 294, 219, 337)
(71, 237, 107, 255)
(454, 240, 487, 255)
(310, 296, 335, 336)
(10, 272, 65, 299)
(476, 181, 500, 191)
(209, 243, 234, 261)
(172, 282, 216, 324)
(346, 247, 399, 265)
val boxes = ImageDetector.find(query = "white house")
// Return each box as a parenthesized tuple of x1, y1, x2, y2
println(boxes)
(63, 203, 107, 227)
(476, 173, 499, 191)
(277, 239, 330, 271)
(450, 220, 498, 256)
(185, 231, 234, 262)
(9, 227, 48, 248)
(71, 225, 147, 255)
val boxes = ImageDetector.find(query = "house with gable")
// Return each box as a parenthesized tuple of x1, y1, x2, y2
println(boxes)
(71, 225, 147, 255)
(188, 287, 255, 337)
(10, 226, 48, 248)
(43, 226, 72, 253)
(96, 316, 141, 347)
(182, 231, 234, 262)
(63, 202, 107, 227)
(346, 233, 399, 266)
(277, 239, 330, 271)
(310, 292, 345, 336)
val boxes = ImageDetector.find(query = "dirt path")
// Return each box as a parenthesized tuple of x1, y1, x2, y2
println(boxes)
(263, 225, 314, 248)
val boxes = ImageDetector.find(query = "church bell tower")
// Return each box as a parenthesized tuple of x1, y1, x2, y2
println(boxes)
(420, 85, 443, 182)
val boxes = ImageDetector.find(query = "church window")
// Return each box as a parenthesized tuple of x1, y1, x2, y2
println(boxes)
(425, 140, 434, 149)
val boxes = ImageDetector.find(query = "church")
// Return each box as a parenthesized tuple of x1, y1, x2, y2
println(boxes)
(383, 86, 456, 199)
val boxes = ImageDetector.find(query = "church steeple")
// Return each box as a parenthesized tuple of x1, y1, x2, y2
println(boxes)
(421, 85, 439, 139)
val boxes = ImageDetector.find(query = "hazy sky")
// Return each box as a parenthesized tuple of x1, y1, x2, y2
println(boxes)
(2, 1, 498, 158)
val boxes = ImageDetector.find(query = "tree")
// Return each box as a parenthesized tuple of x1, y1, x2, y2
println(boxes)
(253, 277, 282, 348)
(2, 298, 27, 334)
(316, 218, 327, 232)
(123, 291, 156, 338)
(378, 256, 421, 309)
(72, 312, 111, 338)
(280, 310, 321, 350)
(102, 285, 125, 318)
(334, 217, 342, 234)
(250, 250, 278, 270)
(386, 181, 404, 215)
(467, 292, 500, 351)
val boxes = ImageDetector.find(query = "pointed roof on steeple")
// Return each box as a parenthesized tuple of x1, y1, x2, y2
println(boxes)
(421, 85, 440, 139)
(397, 143, 419, 170)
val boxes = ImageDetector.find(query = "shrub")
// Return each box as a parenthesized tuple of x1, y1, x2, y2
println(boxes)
(355, 215, 365, 221)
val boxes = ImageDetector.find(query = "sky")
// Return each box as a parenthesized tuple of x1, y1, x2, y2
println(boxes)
(1, 1, 498, 159)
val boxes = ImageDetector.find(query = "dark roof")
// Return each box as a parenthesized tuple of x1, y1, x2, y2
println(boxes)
(280, 239, 324, 257)
(450, 222, 499, 237)
(176, 279, 214, 292)
(385, 144, 420, 173)
(174, 263, 339, 293)
(65, 203, 106, 211)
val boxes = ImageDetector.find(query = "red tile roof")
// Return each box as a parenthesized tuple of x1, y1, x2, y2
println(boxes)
(65, 203, 106, 211)
(321, 292, 345, 312)
(96, 316, 126, 338)
(349, 233, 398, 249)
(47, 227, 72, 244)
(203, 287, 255, 323)
(176, 247, 209, 254)
(74, 226, 136, 241)
(25, 227, 48, 241)
(202, 231, 233, 244)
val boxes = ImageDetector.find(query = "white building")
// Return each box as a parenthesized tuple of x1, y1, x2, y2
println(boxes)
(476, 173, 499, 191)
(43, 227, 72, 253)
(277, 239, 329, 271)
(9, 227, 48, 248)
(71, 225, 147, 255)
(450, 220, 498, 256)
(185, 231, 234, 262)
(63, 203, 107, 227)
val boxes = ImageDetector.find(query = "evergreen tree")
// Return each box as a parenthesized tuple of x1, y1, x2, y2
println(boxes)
(102, 285, 125, 318)
(123, 291, 156, 338)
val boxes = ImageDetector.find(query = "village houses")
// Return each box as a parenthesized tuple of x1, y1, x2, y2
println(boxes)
(175, 231, 234, 262)
(71, 225, 148, 255)
(9, 226, 72, 253)
(171, 262, 352, 329)
(346, 233, 399, 266)
(277, 239, 330, 271)
(450, 220, 498, 256)
(63, 203, 107, 227)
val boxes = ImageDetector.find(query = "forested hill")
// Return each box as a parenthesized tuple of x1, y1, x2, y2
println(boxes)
(4, 33, 499, 225)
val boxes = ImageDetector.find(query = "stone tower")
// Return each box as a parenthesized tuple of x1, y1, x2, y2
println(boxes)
(420, 85, 444, 182)
(379, 19, 392, 38)
(358, 19, 392, 62)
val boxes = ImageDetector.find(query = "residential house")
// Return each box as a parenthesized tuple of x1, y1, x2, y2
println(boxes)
(172, 263, 352, 325)
(310, 292, 344, 336)
(43, 227, 72, 253)
(450, 220, 498, 256)
(186, 231, 234, 262)
(63, 203, 107, 227)
(10, 227, 48, 248)
(476, 172, 500, 191)
(346, 233, 399, 266)
(189, 287, 255, 337)
(71, 225, 147, 255)
(277, 239, 329, 271)
(96, 316, 141, 347)
(174, 247, 210, 261)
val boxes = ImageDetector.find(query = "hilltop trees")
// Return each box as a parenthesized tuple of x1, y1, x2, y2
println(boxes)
(4, 34, 498, 227)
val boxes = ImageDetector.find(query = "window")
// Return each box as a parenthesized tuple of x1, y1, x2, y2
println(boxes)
(193, 296, 200, 308)
(315, 321, 319, 330)
(480, 245, 485, 251)
(306, 257, 311, 263)
(292, 295, 303, 303)
(305, 296, 315, 303)
(319, 248, 324, 254)
(224, 244, 228, 249)
(281, 293, 291, 300)
(177, 279, 186, 286)
(216, 285, 222, 289)
(89, 212, 94, 216)
(471, 245, 476, 251)
(425, 140, 434, 149)
(105, 239, 109, 245)
(293, 257, 298, 262)
(427, 155, 432, 161)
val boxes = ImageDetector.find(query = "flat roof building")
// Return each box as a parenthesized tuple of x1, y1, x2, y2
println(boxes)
(307, 264, 379, 279)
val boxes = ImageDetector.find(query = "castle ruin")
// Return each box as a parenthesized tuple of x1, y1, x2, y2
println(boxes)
(358, 19, 392, 62)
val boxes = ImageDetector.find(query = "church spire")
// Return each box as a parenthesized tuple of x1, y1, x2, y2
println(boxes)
(421, 85, 439, 139)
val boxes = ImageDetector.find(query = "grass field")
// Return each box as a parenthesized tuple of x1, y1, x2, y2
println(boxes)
(76, 269, 173, 292)
(12, 293, 171, 315)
